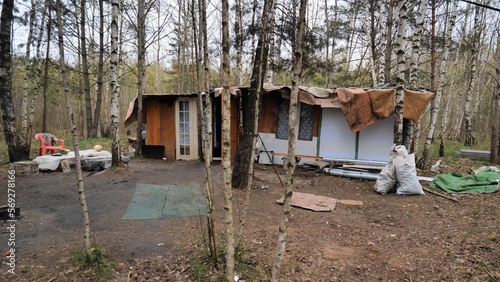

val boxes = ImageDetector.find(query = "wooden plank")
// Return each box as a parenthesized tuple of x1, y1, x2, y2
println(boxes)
(273, 152, 323, 160)
(146, 100, 161, 145)
(342, 164, 384, 171)
(161, 101, 176, 160)
(337, 199, 364, 206)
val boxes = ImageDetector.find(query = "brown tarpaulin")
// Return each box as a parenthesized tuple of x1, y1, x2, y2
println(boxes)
(367, 88, 434, 122)
(403, 89, 434, 122)
(337, 88, 378, 133)
(367, 89, 395, 119)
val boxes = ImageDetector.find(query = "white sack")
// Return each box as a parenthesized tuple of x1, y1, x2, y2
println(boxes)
(374, 144, 401, 195)
(394, 153, 424, 195)
(374, 160, 396, 195)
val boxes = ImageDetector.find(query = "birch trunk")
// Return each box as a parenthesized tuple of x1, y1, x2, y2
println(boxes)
(221, 0, 234, 280)
(80, 0, 93, 139)
(200, 0, 217, 264)
(91, 0, 105, 138)
(491, 33, 500, 164)
(28, 0, 49, 149)
(42, 8, 52, 133)
(324, 0, 330, 87)
(235, 0, 243, 86)
(136, 0, 146, 156)
(365, 0, 377, 86)
(445, 12, 466, 138)
(235, 0, 276, 249)
(271, 0, 306, 280)
(21, 0, 36, 141)
(409, 0, 427, 88)
(393, 0, 407, 145)
(110, 0, 121, 167)
(417, 0, 458, 169)
(56, 0, 92, 259)
(193, 0, 216, 262)
(376, 0, 387, 85)
(463, 5, 481, 146)
(405, 0, 428, 153)
(384, 0, 394, 83)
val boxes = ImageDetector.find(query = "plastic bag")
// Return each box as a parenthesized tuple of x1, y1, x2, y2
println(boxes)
(374, 160, 396, 195)
(394, 153, 424, 195)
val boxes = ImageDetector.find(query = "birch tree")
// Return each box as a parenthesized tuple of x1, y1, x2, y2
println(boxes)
(56, 0, 92, 260)
(41, 4, 52, 133)
(20, 0, 36, 141)
(376, 0, 387, 85)
(271, 0, 307, 280)
(91, 0, 105, 138)
(221, 0, 235, 280)
(200, 0, 217, 265)
(28, 0, 49, 149)
(393, 0, 407, 145)
(81, 0, 93, 138)
(417, 0, 458, 169)
(110, 0, 121, 167)
(365, 0, 377, 86)
(384, 0, 395, 83)
(193, 0, 217, 263)
(463, 4, 482, 146)
(491, 32, 500, 164)
(405, 0, 428, 153)
(408, 0, 427, 89)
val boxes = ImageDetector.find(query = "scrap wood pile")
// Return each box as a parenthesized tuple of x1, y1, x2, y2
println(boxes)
(300, 159, 385, 173)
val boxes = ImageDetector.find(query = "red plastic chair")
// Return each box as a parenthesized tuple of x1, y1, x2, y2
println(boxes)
(35, 133, 66, 156)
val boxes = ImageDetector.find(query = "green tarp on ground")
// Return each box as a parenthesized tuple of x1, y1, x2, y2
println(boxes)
(429, 168, 500, 194)
(122, 183, 207, 220)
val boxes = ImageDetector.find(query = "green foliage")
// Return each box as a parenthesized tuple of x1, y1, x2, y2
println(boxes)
(190, 245, 268, 282)
(70, 245, 113, 281)
(416, 138, 490, 158)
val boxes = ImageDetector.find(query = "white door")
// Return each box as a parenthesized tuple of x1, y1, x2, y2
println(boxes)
(175, 98, 198, 160)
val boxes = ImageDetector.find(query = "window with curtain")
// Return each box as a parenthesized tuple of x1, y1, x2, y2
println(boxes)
(276, 101, 314, 141)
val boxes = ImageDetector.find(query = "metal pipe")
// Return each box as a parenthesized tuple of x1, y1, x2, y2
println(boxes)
(322, 158, 387, 167)
(323, 167, 379, 181)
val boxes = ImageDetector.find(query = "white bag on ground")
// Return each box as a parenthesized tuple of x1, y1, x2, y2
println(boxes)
(374, 144, 403, 195)
(374, 160, 396, 195)
(394, 153, 424, 195)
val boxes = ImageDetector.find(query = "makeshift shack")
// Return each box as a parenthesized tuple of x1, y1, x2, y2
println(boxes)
(253, 84, 433, 164)
(124, 90, 241, 161)
(124, 84, 433, 163)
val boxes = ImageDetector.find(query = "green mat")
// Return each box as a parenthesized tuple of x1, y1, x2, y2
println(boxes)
(429, 168, 500, 194)
(122, 183, 207, 220)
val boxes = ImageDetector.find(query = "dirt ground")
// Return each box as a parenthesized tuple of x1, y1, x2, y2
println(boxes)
(0, 157, 498, 281)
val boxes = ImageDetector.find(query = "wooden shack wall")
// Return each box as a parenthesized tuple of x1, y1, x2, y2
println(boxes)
(145, 99, 176, 160)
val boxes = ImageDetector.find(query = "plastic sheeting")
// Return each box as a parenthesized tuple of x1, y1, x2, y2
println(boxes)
(429, 168, 500, 194)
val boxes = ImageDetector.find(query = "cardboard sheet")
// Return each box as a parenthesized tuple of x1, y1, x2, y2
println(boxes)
(277, 192, 337, 212)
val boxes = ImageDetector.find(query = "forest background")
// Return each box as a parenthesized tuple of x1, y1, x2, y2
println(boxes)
(1, 0, 499, 161)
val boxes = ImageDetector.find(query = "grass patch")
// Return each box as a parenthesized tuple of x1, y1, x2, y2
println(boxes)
(190, 245, 268, 282)
(416, 138, 490, 159)
(69, 246, 113, 281)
